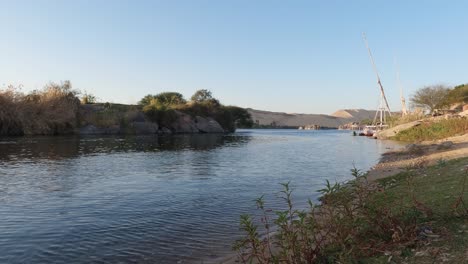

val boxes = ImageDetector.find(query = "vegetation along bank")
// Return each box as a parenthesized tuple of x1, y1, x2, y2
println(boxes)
(0, 81, 253, 136)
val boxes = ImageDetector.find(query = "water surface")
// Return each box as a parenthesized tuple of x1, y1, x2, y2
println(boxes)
(0, 129, 401, 263)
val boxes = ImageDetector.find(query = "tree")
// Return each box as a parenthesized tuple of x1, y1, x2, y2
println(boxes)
(138, 92, 186, 106)
(224, 106, 253, 128)
(410, 85, 450, 113)
(445, 84, 468, 105)
(191, 89, 213, 103)
(81, 92, 97, 104)
(138, 94, 156, 106)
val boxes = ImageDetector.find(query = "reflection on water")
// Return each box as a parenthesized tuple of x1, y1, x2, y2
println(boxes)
(0, 134, 250, 161)
(0, 130, 401, 263)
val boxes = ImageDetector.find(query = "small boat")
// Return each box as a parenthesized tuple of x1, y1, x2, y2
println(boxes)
(359, 124, 389, 137)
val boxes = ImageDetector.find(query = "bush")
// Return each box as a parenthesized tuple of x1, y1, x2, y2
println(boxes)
(0, 81, 80, 135)
(139, 91, 253, 132)
(234, 169, 428, 263)
(445, 84, 468, 105)
(190, 89, 213, 103)
(81, 92, 97, 104)
(138, 92, 186, 106)
(142, 99, 177, 126)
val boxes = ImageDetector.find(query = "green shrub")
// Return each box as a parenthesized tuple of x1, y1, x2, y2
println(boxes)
(234, 170, 426, 263)
(142, 100, 177, 126)
(445, 84, 468, 105)
(138, 92, 186, 106)
(235, 160, 468, 263)
(138, 90, 252, 131)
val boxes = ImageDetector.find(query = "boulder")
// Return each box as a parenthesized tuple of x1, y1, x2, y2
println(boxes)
(127, 112, 146, 122)
(79, 125, 120, 135)
(376, 120, 422, 139)
(195, 116, 224, 133)
(168, 111, 200, 133)
(158, 127, 172, 134)
(129, 121, 158, 134)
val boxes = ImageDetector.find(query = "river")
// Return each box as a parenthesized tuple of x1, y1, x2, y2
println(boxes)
(0, 129, 402, 263)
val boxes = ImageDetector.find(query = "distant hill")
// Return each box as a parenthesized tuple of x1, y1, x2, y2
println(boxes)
(247, 108, 377, 128)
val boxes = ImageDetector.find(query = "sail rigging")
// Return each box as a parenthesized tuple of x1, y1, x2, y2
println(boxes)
(362, 33, 392, 127)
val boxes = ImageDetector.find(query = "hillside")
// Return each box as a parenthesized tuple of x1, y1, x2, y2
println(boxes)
(247, 108, 377, 128)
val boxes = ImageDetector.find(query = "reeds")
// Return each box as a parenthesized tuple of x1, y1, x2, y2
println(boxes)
(0, 81, 80, 135)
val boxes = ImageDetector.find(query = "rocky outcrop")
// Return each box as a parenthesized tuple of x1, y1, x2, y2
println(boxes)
(165, 112, 225, 134)
(195, 116, 225, 133)
(79, 125, 121, 135)
(158, 127, 172, 135)
(78, 108, 225, 135)
(167, 111, 200, 133)
(128, 121, 158, 134)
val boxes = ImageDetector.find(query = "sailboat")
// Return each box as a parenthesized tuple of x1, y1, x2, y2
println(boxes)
(361, 33, 392, 137)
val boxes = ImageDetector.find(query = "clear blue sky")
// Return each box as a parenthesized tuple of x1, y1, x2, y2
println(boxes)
(1, 1, 467, 114)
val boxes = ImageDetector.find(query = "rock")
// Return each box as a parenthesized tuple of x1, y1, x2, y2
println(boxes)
(158, 127, 172, 134)
(376, 120, 422, 139)
(438, 141, 454, 149)
(194, 116, 224, 133)
(79, 125, 102, 135)
(78, 124, 120, 135)
(168, 111, 200, 133)
(127, 112, 146, 122)
(129, 121, 158, 134)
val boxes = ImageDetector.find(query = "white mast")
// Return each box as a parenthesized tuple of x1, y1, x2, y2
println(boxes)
(362, 33, 392, 127)
(395, 58, 408, 116)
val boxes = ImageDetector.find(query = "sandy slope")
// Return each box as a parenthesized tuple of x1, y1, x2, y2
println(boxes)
(367, 134, 468, 181)
(248, 108, 377, 127)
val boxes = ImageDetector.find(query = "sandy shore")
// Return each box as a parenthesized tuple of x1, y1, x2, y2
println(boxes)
(367, 133, 468, 181)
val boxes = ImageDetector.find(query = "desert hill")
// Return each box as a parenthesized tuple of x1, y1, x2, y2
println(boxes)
(247, 108, 377, 128)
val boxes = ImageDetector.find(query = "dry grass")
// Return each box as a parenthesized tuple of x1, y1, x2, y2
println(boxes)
(388, 113, 426, 128)
(0, 81, 80, 136)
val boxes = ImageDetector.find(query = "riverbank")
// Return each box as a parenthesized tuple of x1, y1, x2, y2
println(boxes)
(0, 83, 253, 136)
(228, 131, 467, 263)
(368, 133, 468, 181)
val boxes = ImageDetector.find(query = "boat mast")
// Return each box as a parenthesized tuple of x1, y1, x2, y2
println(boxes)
(362, 33, 392, 127)
(395, 58, 408, 116)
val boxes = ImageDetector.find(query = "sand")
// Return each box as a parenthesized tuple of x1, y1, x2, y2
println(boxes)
(367, 134, 468, 181)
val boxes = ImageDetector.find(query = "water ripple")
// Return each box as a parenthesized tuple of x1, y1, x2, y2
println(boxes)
(0, 130, 402, 263)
